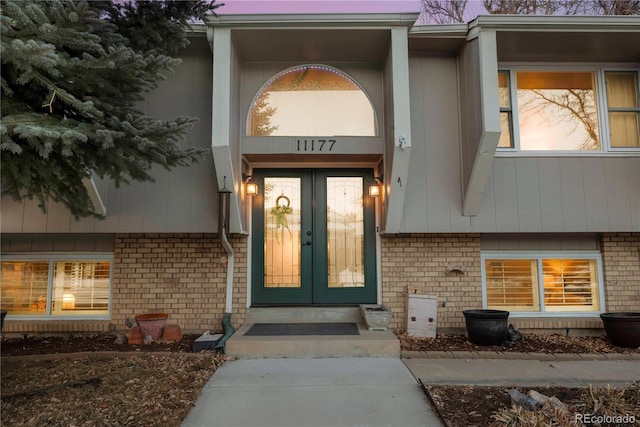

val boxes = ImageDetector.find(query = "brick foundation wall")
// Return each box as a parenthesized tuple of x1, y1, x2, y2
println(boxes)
(381, 233, 482, 331)
(380, 232, 640, 334)
(601, 232, 640, 312)
(3, 320, 111, 335)
(111, 233, 247, 333)
(5, 232, 635, 336)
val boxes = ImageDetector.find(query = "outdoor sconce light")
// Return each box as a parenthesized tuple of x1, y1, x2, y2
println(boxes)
(368, 175, 383, 197)
(243, 173, 258, 195)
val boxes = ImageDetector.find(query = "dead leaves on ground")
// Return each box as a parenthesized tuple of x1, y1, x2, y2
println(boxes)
(396, 331, 640, 354)
(1, 354, 230, 427)
(429, 384, 640, 427)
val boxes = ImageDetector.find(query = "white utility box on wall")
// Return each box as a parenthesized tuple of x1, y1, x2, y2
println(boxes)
(406, 294, 437, 338)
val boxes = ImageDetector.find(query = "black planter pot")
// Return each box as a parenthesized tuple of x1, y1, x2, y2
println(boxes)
(600, 312, 640, 348)
(1, 310, 7, 332)
(463, 309, 510, 346)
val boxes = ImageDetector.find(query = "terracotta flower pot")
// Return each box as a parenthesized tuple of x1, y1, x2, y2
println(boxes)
(161, 324, 183, 342)
(135, 313, 168, 340)
(128, 326, 143, 345)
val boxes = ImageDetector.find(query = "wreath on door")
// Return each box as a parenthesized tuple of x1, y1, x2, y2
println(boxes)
(271, 195, 293, 243)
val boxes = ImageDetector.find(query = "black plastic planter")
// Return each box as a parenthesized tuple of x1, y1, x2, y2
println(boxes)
(463, 309, 510, 346)
(600, 312, 640, 348)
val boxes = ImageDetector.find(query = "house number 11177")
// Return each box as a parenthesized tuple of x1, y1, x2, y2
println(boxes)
(296, 139, 337, 152)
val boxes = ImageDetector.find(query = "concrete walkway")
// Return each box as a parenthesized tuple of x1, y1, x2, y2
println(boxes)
(404, 358, 640, 388)
(181, 357, 443, 427)
(182, 354, 640, 427)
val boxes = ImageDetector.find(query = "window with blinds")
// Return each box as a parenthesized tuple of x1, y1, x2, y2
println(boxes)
(483, 255, 601, 313)
(485, 259, 539, 311)
(542, 259, 599, 311)
(1, 258, 111, 318)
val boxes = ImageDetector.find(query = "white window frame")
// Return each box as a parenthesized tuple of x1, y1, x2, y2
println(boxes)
(1, 253, 113, 320)
(481, 251, 606, 317)
(496, 64, 640, 156)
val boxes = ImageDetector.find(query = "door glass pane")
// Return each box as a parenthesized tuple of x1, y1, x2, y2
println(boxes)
(264, 178, 301, 288)
(327, 177, 365, 288)
(1, 261, 50, 315)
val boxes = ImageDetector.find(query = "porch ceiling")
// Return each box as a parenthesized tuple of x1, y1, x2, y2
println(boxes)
(231, 28, 391, 62)
(496, 31, 640, 62)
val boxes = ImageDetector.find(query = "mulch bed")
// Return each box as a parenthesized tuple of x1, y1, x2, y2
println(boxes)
(396, 331, 640, 355)
(1, 333, 203, 357)
(425, 385, 587, 427)
(2, 332, 639, 426)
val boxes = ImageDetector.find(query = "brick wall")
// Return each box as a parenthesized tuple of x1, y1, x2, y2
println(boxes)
(5, 231, 635, 336)
(381, 233, 482, 331)
(111, 233, 247, 333)
(380, 232, 640, 334)
(601, 232, 640, 312)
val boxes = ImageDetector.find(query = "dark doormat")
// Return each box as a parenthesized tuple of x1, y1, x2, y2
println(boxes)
(244, 322, 360, 336)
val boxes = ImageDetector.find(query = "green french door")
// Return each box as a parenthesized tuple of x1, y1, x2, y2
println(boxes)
(251, 169, 377, 304)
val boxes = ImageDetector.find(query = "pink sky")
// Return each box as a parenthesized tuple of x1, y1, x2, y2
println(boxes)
(217, 0, 423, 15)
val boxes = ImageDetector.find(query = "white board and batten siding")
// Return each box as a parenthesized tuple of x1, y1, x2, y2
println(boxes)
(1, 37, 219, 234)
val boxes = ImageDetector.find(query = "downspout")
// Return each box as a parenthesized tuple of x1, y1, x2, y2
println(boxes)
(220, 228, 234, 315)
(215, 178, 235, 351)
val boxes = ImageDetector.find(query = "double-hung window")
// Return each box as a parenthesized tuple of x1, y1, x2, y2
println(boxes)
(1, 255, 112, 318)
(482, 253, 604, 315)
(498, 68, 640, 152)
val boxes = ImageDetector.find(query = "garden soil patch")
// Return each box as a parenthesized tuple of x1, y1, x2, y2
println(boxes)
(2, 332, 638, 426)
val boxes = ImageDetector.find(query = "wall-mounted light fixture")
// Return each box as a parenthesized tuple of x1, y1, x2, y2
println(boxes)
(242, 173, 258, 195)
(368, 175, 383, 197)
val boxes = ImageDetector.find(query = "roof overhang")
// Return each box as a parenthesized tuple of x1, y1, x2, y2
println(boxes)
(206, 13, 420, 28)
(470, 15, 640, 62)
(408, 24, 468, 56)
(408, 15, 640, 59)
(205, 13, 420, 62)
(469, 14, 640, 32)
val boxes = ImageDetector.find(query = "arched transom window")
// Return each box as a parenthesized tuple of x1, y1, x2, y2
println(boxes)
(248, 65, 377, 137)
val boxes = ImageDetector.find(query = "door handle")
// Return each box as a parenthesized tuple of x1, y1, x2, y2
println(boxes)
(303, 240, 313, 246)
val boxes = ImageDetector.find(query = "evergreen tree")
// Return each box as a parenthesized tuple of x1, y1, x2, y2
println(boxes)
(1, 0, 222, 219)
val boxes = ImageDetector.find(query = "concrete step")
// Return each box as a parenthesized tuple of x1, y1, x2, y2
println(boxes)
(227, 307, 399, 358)
(245, 306, 362, 324)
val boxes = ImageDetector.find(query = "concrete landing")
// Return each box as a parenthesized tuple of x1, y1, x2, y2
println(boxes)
(226, 321, 399, 358)
(226, 307, 400, 358)
(181, 358, 442, 427)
